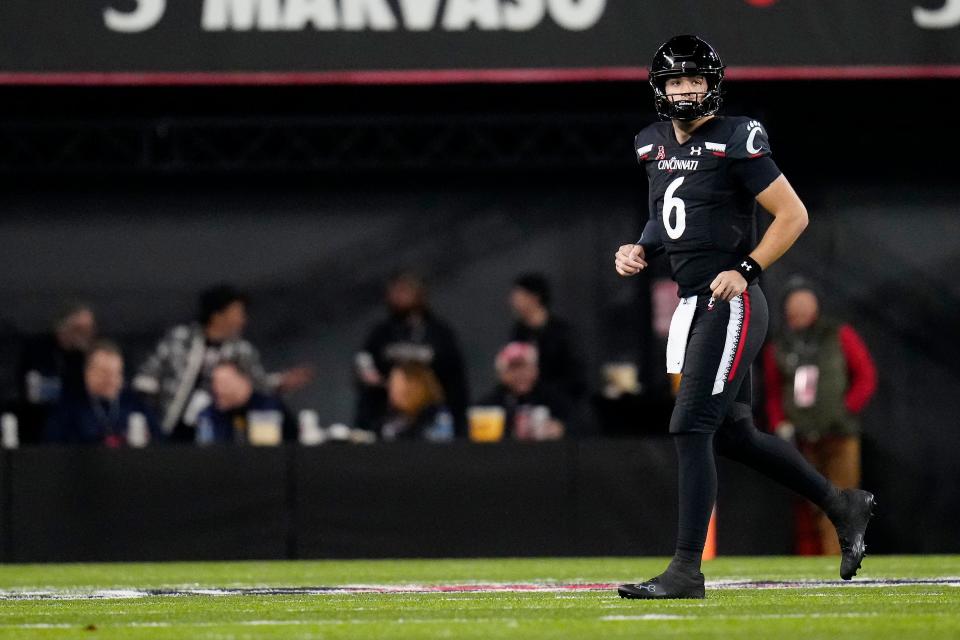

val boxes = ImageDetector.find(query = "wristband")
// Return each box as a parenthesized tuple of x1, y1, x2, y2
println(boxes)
(735, 256, 762, 283)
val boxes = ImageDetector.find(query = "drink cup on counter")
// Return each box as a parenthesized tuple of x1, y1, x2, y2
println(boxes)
(248, 410, 283, 446)
(1, 413, 19, 449)
(602, 362, 640, 398)
(298, 410, 326, 446)
(126, 412, 149, 448)
(468, 406, 506, 443)
(326, 423, 352, 442)
(514, 405, 552, 441)
(529, 405, 551, 440)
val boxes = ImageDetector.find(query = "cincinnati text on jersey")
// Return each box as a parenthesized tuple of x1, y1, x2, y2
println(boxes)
(658, 157, 700, 171)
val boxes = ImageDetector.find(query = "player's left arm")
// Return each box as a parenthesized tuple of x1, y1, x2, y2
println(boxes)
(710, 119, 807, 301)
(711, 176, 809, 301)
(750, 174, 809, 269)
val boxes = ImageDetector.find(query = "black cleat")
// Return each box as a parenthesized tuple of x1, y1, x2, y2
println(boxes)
(832, 488, 876, 580)
(618, 571, 705, 600)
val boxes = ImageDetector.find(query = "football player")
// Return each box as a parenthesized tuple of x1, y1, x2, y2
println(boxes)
(614, 35, 875, 599)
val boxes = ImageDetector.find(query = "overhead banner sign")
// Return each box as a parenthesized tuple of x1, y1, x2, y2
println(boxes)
(0, 0, 958, 84)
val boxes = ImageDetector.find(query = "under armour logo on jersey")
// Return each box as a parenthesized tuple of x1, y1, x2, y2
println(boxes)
(741, 261, 753, 271)
(655, 145, 666, 160)
(690, 146, 702, 156)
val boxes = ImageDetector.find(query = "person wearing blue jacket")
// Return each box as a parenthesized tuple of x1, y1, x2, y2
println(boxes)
(45, 340, 160, 446)
(195, 360, 294, 444)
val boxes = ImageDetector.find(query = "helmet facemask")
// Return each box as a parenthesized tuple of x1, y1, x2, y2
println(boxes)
(648, 35, 726, 121)
(650, 71, 724, 122)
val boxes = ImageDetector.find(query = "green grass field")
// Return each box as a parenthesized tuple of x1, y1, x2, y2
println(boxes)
(0, 556, 957, 639)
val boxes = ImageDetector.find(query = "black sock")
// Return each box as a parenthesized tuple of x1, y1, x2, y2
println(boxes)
(666, 556, 702, 577)
(715, 403, 839, 512)
(670, 431, 716, 575)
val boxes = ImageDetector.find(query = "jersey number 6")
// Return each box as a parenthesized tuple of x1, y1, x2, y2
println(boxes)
(662, 176, 686, 240)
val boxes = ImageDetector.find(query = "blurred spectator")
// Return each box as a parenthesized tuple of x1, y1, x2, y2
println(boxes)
(45, 340, 159, 446)
(509, 273, 587, 401)
(478, 342, 570, 440)
(763, 278, 877, 555)
(16, 303, 97, 442)
(194, 361, 294, 444)
(354, 271, 468, 434)
(380, 362, 454, 442)
(134, 284, 312, 441)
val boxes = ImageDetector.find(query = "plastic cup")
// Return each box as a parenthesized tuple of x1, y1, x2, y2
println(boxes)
(248, 410, 283, 446)
(468, 406, 506, 443)
(126, 412, 149, 448)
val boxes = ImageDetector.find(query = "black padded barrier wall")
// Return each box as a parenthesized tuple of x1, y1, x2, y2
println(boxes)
(5, 447, 289, 562)
(0, 441, 823, 563)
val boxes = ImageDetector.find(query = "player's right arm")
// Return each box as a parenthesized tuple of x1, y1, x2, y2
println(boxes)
(616, 131, 662, 277)
(615, 217, 663, 276)
(615, 243, 647, 276)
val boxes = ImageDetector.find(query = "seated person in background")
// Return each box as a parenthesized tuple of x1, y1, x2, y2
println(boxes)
(355, 271, 468, 435)
(509, 273, 587, 402)
(45, 340, 159, 447)
(134, 284, 312, 441)
(380, 362, 454, 442)
(17, 303, 97, 443)
(479, 342, 570, 441)
(195, 361, 295, 444)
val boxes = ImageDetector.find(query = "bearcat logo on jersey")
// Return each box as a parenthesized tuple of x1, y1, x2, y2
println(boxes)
(655, 145, 666, 161)
(746, 121, 765, 155)
(658, 157, 699, 172)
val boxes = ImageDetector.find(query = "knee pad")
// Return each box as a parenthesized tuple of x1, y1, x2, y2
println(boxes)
(728, 402, 753, 424)
(672, 431, 714, 455)
(669, 405, 724, 435)
(715, 403, 757, 450)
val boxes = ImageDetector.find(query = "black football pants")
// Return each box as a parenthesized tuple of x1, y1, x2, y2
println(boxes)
(667, 285, 834, 569)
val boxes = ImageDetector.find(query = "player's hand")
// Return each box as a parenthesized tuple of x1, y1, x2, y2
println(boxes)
(710, 270, 747, 301)
(615, 244, 647, 277)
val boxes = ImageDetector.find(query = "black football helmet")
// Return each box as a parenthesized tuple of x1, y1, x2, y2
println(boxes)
(649, 35, 725, 121)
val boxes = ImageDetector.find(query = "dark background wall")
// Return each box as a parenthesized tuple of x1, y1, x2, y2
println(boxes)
(0, 78, 957, 552)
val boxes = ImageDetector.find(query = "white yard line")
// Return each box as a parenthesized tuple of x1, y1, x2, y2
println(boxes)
(1, 578, 958, 601)
(602, 614, 688, 621)
(601, 612, 883, 622)
(0, 619, 521, 629)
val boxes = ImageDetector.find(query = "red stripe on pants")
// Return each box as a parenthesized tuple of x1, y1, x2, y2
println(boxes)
(727, 290, 751, 382)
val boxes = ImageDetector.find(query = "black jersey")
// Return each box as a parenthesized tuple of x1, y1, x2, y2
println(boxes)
(635, 116, 782, 297)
